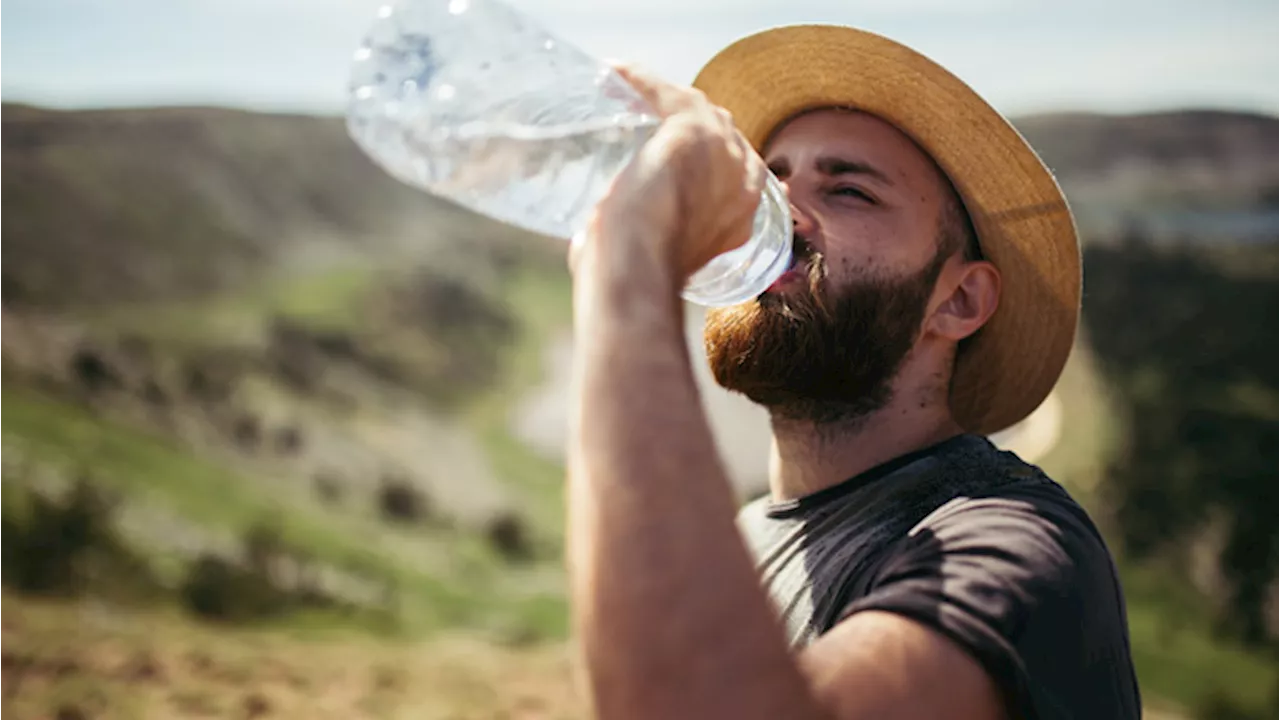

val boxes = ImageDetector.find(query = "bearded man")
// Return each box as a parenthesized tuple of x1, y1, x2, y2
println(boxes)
(565, 25, 1141, 720)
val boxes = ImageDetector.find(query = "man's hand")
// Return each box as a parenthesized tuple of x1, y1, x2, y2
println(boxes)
(572, 64, 768, 287)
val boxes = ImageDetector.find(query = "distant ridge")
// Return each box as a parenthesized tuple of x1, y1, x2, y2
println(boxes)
(3, 103, 1275, 307)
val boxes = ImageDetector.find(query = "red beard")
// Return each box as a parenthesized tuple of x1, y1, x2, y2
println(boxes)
(703, 245, 946, 424)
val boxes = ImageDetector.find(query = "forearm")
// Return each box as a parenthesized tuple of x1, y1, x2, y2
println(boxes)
(567, 229, 824, 720)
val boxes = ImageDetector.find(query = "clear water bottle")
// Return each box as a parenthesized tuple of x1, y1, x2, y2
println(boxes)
(346, 0, 792, 306)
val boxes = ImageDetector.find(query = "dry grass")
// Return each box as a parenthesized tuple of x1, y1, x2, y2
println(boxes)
(2, 593, 1201, 720)
(2, 594, 585, 720)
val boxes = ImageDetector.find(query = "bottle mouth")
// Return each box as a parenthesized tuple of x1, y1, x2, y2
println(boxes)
(681, 173, 793, 307)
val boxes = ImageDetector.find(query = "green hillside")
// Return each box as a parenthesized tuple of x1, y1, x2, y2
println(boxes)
(3, 103, 578, 648)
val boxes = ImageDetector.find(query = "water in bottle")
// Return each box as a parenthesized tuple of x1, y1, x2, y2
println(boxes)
(347, 0, 792, 306)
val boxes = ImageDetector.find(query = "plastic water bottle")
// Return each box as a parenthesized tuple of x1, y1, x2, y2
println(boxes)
(346, 0, 792, 306)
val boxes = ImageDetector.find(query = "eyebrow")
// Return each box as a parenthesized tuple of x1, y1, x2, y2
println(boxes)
(768, 155, 897, 187)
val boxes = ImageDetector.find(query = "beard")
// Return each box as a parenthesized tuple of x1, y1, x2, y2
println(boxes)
(703, 241, 947, 425)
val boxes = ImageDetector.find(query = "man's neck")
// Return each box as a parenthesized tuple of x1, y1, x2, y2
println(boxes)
(766, 389, 964, 503)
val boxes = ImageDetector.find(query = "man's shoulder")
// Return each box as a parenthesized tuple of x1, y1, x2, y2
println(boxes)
(734, 433, 1081, 536)
(917, 438, 1111, 562)
(846, 442, 1141, 719)
(851, 435, 1118, 600)
(930, 434, 1053, 489)
(928, 436, 1103, 540)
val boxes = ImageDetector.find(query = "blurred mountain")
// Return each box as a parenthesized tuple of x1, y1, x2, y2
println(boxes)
(1, 103, 519, 309)
(1013, 110, 1278, 240)
(4, 103, 1276, 308)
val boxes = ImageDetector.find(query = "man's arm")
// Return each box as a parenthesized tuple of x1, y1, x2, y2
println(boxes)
(569, 218, 823, 720)
(565, 65, 1006, 720)
(803, 611, 1007, 719)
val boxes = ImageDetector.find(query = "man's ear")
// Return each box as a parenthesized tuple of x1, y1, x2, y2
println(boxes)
(928, 260, 1000, 342)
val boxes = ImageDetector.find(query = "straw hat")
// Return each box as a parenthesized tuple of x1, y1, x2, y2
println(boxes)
(693, 25, 1081, 436)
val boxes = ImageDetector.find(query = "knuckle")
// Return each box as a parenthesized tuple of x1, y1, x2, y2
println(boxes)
(663, 86, 703, 115)
(676, 118, 714, 146)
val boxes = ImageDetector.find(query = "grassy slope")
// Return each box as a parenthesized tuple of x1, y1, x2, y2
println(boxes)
(1, 237, 576, 636)
(1, 261, 586, 720)
(87, 263, 384, 347)
(1, 382, 564, 638)
(466, 265, 574, 534)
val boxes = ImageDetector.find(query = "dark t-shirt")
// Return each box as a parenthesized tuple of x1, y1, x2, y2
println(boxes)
(737, 434, 1142, 720)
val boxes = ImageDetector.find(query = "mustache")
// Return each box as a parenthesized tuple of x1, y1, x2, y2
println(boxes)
(778, 234, 829, 315)
(771, 234, 832, 319)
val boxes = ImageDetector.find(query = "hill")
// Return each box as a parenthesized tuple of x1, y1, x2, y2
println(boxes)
(2, 103, 577, 659)
(3, 104, 1275, 309)
(1, 103, 544, 309)
(1013, 110, 1278, 239)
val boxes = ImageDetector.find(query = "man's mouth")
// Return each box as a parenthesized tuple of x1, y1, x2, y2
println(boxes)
(767, 254, 810, 292)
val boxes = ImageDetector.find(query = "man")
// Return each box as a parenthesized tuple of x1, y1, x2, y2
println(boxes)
(565, 25, 1141, 720)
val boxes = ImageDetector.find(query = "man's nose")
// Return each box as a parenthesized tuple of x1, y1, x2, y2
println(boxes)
(785, 186, 819, 239)
(778, 177, 821, 248)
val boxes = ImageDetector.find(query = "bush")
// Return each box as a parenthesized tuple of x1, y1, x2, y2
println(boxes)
(69, 347, 122, 394)
(1, 477, 155, 599)
(1196, 683, 1279, 720)
(230, 414, 262, 452)
(273, 425, 304, 455)
(377, 473, 432, 524)
(177, 521, 345, 623)
(486, 511, 533, 562)
(178, 554, 290, 622)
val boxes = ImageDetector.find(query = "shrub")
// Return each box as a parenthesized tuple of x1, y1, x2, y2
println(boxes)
(377, 473, 431, 524)
(179, 554, 289, 622)
(486, 511, 533, 562)
(1, 477, 155, 599)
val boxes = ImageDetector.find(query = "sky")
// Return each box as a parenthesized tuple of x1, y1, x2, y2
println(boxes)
(2, 0, 1277, 117)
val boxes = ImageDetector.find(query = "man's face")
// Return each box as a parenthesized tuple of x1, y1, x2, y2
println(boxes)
(704, 108, 960, 423)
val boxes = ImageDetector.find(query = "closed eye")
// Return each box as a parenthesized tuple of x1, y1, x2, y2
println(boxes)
(831, 186, 877, 204)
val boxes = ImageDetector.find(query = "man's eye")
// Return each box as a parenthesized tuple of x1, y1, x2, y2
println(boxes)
(832, 186, 875, 203)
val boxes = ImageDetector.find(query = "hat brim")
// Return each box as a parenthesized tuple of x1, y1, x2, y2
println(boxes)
(693, 25, 1081, 435)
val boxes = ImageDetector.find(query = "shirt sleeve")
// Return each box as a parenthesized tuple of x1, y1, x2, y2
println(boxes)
(836, 483, 1137, 720)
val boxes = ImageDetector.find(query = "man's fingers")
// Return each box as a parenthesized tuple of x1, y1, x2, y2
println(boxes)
(739, 134, 769, 198)
(610, 62, 700, 118)
(610, 63, 664, 101)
